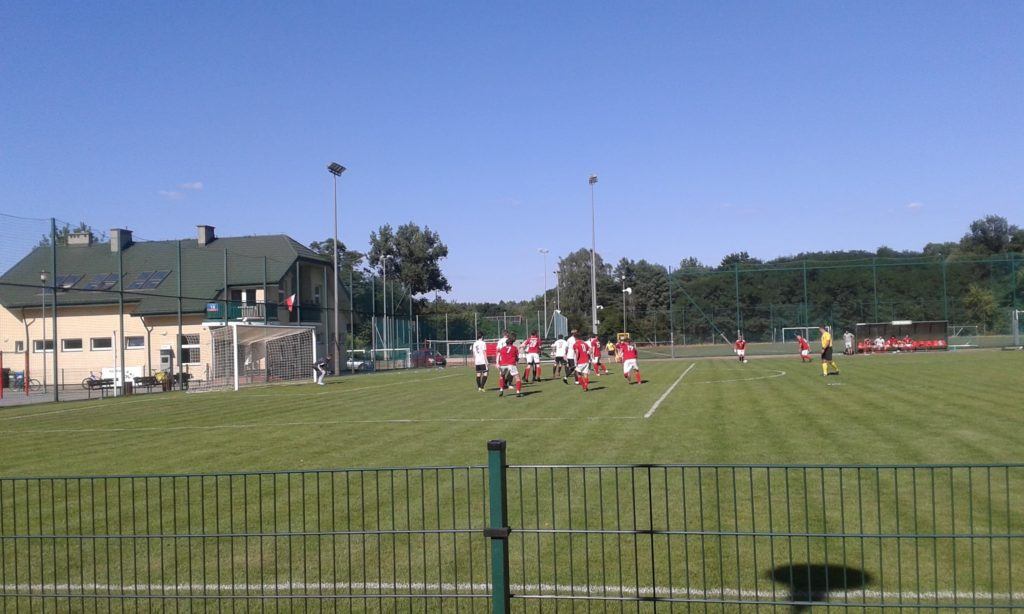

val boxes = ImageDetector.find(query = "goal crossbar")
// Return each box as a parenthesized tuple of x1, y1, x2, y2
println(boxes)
(197, 322, 317, 392)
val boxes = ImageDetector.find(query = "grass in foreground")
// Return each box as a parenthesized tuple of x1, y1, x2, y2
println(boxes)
(0, 350, 1022, 610)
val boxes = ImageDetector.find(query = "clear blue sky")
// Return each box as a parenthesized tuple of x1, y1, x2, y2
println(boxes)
(2, 2, 1021, 301)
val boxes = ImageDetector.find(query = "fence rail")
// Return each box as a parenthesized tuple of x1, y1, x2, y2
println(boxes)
(1, 443, 1021, 611)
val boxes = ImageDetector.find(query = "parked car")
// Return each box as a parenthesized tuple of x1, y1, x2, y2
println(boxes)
(345, 351, 373, 372)
(411, 349, 447, 368)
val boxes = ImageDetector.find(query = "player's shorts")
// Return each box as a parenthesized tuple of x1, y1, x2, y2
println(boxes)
(821, 347, 833, 361)
(590, 355, 600, 364)
(574, 361, 591, 375)
(554, 356, 566, 366)
(737, 349, 746, 357)
(622, 358, 638, 373)
(475, 363, 488, 373)
(526, 353, 540, 364)
(499, 365, 519, 378)
(800, 349, 809, 357)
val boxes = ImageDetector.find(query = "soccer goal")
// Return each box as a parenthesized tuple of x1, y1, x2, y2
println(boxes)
(947, 324, 978, 349)
(780, 326, 821, 344)
(1011, 310, 1023, 349)
(191, 323, 316, 392)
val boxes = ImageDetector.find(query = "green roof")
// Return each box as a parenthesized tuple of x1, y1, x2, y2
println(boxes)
(0, 235, 329, 316)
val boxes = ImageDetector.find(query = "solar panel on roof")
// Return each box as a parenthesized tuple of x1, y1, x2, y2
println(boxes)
(82, 274, 109, 291)
(142, 270, 169, 289)
(98, 273, 119, 290)
(126, 271, 154, 290)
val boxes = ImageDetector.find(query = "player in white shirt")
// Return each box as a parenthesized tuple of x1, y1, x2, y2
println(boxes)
(843, 330, 855, 355)
(564, 330, 579, 384)
(552, 335, 568, 378)
(472, 333, 489, 391)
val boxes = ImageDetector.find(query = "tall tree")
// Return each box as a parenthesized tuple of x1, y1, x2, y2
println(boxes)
(960, 215, 1022, 254)
(368, 223, 451, 295)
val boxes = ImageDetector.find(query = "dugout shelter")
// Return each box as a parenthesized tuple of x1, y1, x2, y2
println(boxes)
(854, 320, 948, 353)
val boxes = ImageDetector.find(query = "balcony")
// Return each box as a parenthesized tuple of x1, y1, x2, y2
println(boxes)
(205, 301, 279, 321)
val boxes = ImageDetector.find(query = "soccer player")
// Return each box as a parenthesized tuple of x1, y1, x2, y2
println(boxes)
(573, 334, 592, 391)
(524, 330, 542, 382)
(497, 333, 522, 397)
(314, 354, 331, 385)
(819, 325, 840, 376)
(618, 338, 642, 384)
(796, 334, 812, 362)
(734, 335, 747, 363)
(606, 340, 618, 362)
(472, 333, 489, 391)
(552, 334, 568, 378)
(843, 330, 855, 355)
(589, 334, 608, 375)
(564, 330, 579, 384)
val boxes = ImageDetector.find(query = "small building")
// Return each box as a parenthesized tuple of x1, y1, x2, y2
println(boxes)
(0, 225, 342, 388)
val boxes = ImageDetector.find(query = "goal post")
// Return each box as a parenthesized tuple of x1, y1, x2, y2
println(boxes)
(194, 322, 317, 392)
(780, 326, 821, 344)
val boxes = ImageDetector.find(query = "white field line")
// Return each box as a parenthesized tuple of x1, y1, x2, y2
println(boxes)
(228, 373, 460, 398)
(643, 362, 696, 419)
(1, 581, 1020, 603)
(685, 369, 787, 385)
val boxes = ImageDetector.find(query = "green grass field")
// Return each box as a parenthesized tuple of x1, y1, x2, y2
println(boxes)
(1, 350, 1022, 474)
(0, 350, 1022, 611)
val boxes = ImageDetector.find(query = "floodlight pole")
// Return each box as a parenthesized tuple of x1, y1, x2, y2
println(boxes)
(620, 277, 627, 333)
(382, 256, 388, 362)
(327, 162, 347, 375)
(589, 174, 598, 335)
(538, 248, 549, 337)
(40, 270, 47, 393)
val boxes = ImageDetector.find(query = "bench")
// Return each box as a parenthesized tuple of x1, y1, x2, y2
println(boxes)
(133, 376, 160, 391)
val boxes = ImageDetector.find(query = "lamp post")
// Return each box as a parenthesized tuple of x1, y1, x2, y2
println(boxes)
(538, 248, 549, 337)
(619, 275, 632, 333)
(381, 253, 392, 362)
(327, 162, 346, 375)
(554, 270, 561, 312)
(39, 270, 47, 392)
(588, 174, 598, 335)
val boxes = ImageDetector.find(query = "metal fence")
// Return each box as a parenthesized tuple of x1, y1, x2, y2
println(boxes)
(2, 441, 1021, 611)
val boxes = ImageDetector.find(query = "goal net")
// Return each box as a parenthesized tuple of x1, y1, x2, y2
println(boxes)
(780, 326, 821, 344)
(191, 323, 316, 392)
(947, 324, 978, 349)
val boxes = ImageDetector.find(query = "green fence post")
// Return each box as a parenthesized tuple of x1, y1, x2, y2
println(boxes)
(485, 439, 511, 613)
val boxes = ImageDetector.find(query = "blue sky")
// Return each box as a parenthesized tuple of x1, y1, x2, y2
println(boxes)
(2, 2, 1021, 300)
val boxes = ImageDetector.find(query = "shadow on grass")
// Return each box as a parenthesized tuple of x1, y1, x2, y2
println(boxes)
(766, 563, 872, 612)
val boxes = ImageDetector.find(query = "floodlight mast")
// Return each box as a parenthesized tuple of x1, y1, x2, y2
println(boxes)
(327, 162, 346, 375)
(588, 174, 598, 335)
(538, 248, 550, 337)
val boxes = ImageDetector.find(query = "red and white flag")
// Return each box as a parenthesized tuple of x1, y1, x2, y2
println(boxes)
(285, 294, 296, 312)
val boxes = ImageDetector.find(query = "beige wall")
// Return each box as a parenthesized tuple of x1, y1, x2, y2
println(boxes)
(0, 303, 211, 385)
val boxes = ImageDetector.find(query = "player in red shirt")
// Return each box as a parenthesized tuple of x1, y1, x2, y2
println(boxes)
(572, 336, 592, 391)
(617, 339, 642, 384)
(589, 335, 608, 375)
(734, 335, 747, 363)
(523, 331, 543, 382)
(796, 335, 812, 362)
(497, 332, 522, 397)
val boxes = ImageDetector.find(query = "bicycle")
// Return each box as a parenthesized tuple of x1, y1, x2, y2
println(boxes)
(27, 378, 43, 393)
(82, 372, 100, 390)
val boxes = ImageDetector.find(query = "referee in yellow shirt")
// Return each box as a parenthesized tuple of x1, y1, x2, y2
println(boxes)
(818, 325, 840, 376)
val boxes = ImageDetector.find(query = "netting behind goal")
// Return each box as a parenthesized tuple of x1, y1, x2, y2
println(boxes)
(191, 324, 314, 392)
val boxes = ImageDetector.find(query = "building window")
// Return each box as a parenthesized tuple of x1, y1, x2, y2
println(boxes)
(91, 337, 113, 351)
(179, 334, 201, 364)
(126, 336, 145, 349)
(33, 339, 54, 353)
(14, 341, 24, 353)
(314, 285, 322, 306)
(62, 338, 83, 352)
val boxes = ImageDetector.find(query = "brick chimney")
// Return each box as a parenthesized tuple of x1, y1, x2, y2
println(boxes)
(197, 225, 216, 246)
(110, 228, 133, 252)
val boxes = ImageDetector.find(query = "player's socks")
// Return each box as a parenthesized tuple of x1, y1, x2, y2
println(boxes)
(515, 380, 521, 393)
(635, 371, 642, 384)
(821, 363, 828, 376)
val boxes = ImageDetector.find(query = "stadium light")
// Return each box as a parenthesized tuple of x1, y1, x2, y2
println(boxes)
(588, 174, 598, 335)
(327, 162, 346, 375)
(538, 248, 549, 337)
(40, 270, 47, 392)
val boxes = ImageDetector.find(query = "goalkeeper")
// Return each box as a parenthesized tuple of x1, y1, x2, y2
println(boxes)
(314, 355, 331, 385)
(818, 326, 840, 376)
